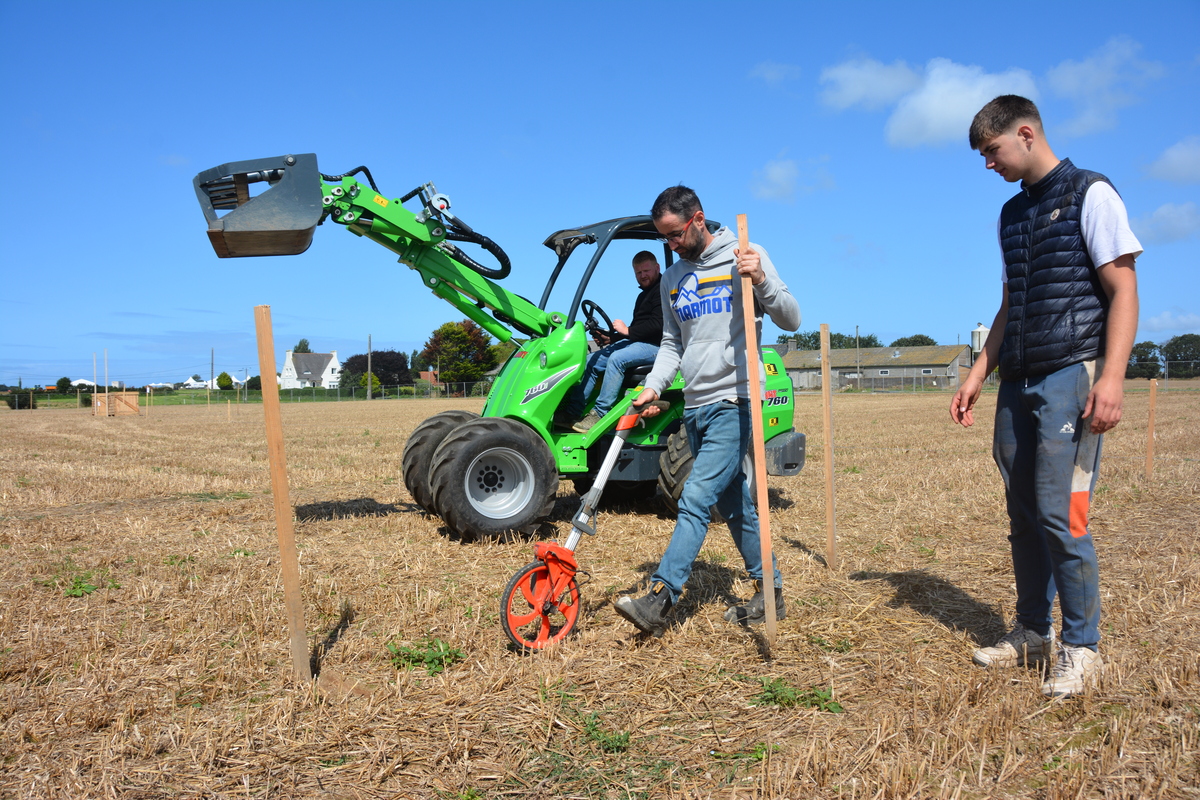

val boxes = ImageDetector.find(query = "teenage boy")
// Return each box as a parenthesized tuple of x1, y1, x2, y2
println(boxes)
(952, 95, 1141, 698)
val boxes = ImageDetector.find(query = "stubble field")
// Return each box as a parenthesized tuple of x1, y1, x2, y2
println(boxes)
(1, 386, 1197, 799)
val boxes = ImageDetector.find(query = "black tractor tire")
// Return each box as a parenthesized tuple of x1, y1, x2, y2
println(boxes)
(402, 409, 480, 513)
(657, 428, 723, 521)
(429, 417, 558, 539)
(657, 427, 692, 515)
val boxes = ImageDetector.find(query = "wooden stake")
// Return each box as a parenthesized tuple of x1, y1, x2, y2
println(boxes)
(820, 324, 838, 569)
(254, 305, 312, 683)
(736, 215, 777, 647)
(1145, 379, 1157, 479)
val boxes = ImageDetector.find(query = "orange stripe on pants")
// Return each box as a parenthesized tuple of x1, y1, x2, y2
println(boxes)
(1069, 491, 1090, 538)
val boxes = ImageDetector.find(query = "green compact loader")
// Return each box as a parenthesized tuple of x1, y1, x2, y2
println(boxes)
(194, 154, 805, 539)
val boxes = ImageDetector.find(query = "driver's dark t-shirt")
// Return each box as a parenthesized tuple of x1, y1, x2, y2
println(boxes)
(620, 275, 663, 347)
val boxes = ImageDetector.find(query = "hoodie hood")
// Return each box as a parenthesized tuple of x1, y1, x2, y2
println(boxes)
(688, 226, 738, 271)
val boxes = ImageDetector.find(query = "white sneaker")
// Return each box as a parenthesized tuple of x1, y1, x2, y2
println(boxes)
(972, 623, 1053, 668)
(1041, 644, 1103, 698)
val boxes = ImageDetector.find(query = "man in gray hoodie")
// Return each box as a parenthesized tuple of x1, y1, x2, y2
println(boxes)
(614, 185, 801, 635)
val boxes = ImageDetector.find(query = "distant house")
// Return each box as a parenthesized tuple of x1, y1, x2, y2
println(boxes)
(182, 377, 208, 389)
(417, 370, 439, 384)
(280, 350, 341, 389)
(773, 344, 972, 392)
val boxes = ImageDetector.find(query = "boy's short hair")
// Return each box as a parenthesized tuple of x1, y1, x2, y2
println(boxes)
(632, 250, 658, 266)
(651, 185, 702, 222)
(969, 95, 1042, 150)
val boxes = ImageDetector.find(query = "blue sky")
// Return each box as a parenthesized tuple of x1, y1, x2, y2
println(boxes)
(2, 1, 1197, 387)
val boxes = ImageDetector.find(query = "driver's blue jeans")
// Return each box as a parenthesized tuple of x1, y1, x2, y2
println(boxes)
(564, 339, 659, 418)
(651, 400, 781, 603)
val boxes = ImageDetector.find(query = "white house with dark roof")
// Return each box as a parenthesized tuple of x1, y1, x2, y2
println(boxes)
(280, 350, 341, 389)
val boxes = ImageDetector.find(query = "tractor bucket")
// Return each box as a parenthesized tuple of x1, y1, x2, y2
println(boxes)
(193, 154, 323, 258)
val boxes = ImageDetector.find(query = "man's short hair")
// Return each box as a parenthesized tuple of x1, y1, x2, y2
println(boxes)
(969, 95, 1042, 150)
(632, 250, 658, 266)
(651, 185, 702, 222)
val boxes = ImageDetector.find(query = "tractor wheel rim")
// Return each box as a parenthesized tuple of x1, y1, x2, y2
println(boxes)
(463, 446, 536, 519)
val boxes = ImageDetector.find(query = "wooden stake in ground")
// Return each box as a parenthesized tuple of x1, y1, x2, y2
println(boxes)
(1145, 378, 1158, 479)
(820, 324, 838, 569)
(254, 305, 312, 682)
(736, 214, 777, 647)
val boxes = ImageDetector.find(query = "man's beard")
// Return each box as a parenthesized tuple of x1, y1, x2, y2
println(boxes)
(675, 229, 705, 261)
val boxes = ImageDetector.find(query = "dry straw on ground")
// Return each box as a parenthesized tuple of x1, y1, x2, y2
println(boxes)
(1, 386, 1197, 799)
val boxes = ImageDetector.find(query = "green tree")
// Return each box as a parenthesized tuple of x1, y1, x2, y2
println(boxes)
(420, 320, 497, 383)
(411, 349, 427, 371)
(1162, 333, 1200, 379)
(360, 372, 381, 393)
(340, 350, 411, 387)
(191, 374, 203, 382)
(889, 334, 938, 348)
(777, 331, 881, 350)
(1126, 341, 1161, 379)
(490, 340, 520, 366)
(293, 338, 312, 354)
(216, 371, 234, 390)
(56, 377, 72, 394)
(246, 375, 262, 390)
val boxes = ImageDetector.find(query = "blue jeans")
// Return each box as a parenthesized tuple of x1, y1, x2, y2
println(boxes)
(993, 361, 1103, 649)
(652, 400, 781, 602)
(564, 339, 659, 418)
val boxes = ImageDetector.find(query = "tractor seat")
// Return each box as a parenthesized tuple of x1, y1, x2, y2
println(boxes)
(622, 362, 655, 389)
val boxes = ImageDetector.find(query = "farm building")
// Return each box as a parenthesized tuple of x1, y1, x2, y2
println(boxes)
(772, 343, 972, 392)
(280, 350, 341, 389)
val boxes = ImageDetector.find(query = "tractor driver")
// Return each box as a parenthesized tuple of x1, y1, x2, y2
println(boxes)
(562, 251, 664, 433)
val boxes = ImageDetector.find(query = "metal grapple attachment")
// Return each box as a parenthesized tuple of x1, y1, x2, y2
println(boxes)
(193, 154, 323, 258)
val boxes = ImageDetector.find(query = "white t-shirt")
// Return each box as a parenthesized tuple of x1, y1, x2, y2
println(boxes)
(999, 181, 1144, 282)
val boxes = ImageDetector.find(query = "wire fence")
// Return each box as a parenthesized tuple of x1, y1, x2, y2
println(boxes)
(150, 381, 498, 405)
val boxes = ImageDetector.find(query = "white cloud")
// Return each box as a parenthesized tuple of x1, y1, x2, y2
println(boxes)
(886, 59, 1037, 147)
(751, 158, 799, 201)
(818, 58, 920, 110)
(1131, 202, 1200, 244)
(1143, 310, 1200, 334)
(818, 56, 1035, 147)
(750, 61, 802, 87)
(1045, 37, 1163, 137)
(751, 155, 835, 202)
(1148, 136, 1200, 183)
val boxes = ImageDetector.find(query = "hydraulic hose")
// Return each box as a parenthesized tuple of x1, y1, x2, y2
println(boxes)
(320, 166, 379, 193)
(444, 226, 511, 280)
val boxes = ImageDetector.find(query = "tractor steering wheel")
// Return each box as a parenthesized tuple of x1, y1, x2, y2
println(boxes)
(581, 300, 618, 342)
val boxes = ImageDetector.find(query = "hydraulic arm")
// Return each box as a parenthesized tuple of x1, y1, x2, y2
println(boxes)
(193, 153, 560, 342)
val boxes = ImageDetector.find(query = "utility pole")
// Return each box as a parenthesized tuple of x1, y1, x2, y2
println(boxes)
(855, 325, 860, 392)
(209, 348, 213, 407)
(367, 334, 373, 400)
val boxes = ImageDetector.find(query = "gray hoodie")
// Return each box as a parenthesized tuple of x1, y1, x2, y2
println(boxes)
(644, 226, 800, 407)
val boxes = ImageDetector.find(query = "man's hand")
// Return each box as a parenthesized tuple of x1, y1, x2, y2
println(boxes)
(734, 246, 765, 285)
(1083, 374, 1123, 433)
(950, 378, 983, 428)
(613, 319, 629, 336)
(632, 388, 661, 417)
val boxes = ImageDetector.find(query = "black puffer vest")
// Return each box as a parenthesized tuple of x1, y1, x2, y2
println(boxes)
(998, 159, 1111, 381)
